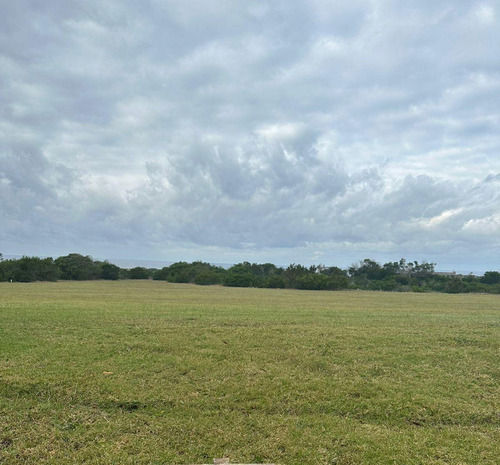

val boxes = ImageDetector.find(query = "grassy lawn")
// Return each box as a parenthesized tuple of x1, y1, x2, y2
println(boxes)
(0, 281, 499, 464)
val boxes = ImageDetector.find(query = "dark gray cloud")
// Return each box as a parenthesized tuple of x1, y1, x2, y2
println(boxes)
(1, 0, 499, 271)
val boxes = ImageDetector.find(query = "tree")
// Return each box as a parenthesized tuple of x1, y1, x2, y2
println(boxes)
(296, 273, 329, 290)
(282, 263, 310, 288)
(55, 254, 100, 280)
(412, 261, 435, 278)
(228, 262, 282, 279)
(194, 271, 221, 285)
(445, 277, 467, 294)
(318, 265, 346, 277)
(152, 267, 169, 280)
(223, 272, 263, 287)
(0, 256, 59, 282)
(349, 259, 385, 280)
(129, 267, 150, 279)
(480, 271, 500, 285)
(165, 262, 192, 283)
(267, 276, 286, 288)
(327, 274, 349, 290)
(101, 262, 120, 280)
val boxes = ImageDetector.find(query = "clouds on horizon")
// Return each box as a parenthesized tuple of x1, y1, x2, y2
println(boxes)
(1, 0, 499, 270)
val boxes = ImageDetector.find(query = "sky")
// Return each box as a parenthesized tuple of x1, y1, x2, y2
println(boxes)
(1, 0, 499, 273)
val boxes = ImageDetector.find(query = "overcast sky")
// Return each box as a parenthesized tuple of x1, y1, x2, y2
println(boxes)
(1, 0, 499, 272)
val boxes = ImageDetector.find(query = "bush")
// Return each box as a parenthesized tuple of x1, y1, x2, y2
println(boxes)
(129, 267, 150, 279)
(0, 257, 59, 282)
(380, 279, 398, 291)
(444, 278, 467, 294)
(152, 267, 169, 280)
(267, 276, 286, 288)
(101, 262, 120, 280)
(223, 272, 262, 288)
(481, 271, 500, 285)
(194, 271, 221, 285)
(56, 254, 100, 280)
(161, 262, 226, 284)
(296, 274, 329, 290)
(327, 275, 349, 290)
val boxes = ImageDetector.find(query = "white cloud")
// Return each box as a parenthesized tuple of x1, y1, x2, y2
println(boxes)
(1, 0, 499, 271)
(474, 3, 495, 24)
(463, 214, 500, 235)
(421, 208, 465, 228)
(256, 123, 306, 142)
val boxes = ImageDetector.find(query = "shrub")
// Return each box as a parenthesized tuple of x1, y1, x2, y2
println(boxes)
(267, 276, 286, 288)
(101, 263, 120, 280)
(295, 274, 329, 290)
(152, 267, 169, 280)
(56, 254, 100, 280)
(194, 272, 221, 285)
(129, 267, 150, 279)
(224, 272, 261, 288)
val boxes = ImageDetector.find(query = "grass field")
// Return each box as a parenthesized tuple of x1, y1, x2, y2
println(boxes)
(0, 281, 499, 464)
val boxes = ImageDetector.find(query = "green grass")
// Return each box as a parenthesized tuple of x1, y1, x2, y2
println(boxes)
(0, 281, 499, 464)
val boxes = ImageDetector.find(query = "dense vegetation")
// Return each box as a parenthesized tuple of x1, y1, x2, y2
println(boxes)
(0, 252, 498, 293)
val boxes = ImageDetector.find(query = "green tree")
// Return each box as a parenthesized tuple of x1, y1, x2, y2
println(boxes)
(282, 264, 310, 288)
(165, 262, 192, 283)
(480, 271, 500, 285)
(194, 271, 221, 285)
(129, 267, 150, 279)
(296, 273, 329, 290)
(164, 261, 225, 283)
(444, 277, 467, 294)
(55, 254, 100, 280)
(223, 272, 263, 287)
(0, 257, 59, 282)
(349, 259, 385, 280)
(101, 262, 120, 280)
(267, 276, 286, 288)
(152, 267, 169, 280)
(327, 274, 349, 290)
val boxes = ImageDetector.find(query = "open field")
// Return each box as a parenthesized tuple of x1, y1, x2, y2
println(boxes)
(0, 281, 499, 464)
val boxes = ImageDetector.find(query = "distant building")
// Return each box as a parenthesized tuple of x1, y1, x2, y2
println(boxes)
(434, 271, 457, 277)
(433, 271, 469, 278)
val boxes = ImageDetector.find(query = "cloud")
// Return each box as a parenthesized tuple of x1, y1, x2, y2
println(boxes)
(1, 0, 499, 271)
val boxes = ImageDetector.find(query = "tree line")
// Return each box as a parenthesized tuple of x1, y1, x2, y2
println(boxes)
(1, 253, 499, 294)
